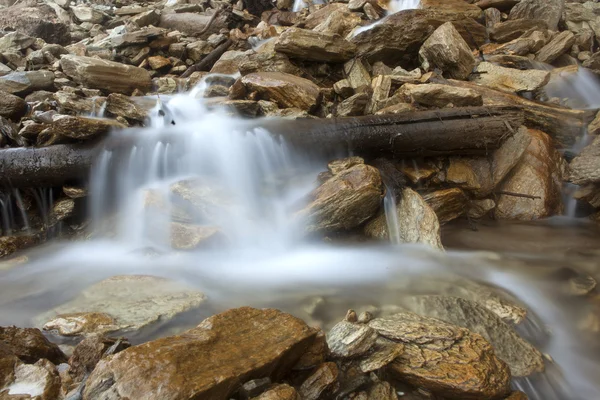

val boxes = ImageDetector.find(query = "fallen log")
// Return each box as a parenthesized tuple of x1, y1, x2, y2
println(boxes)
(0, 107, 523, 188)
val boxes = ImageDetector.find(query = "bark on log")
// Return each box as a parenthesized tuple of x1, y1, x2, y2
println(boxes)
(0, 107, 523, 188)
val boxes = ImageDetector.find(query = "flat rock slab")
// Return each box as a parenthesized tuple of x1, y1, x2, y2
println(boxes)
(83, 307, 318, 400)
(37, 275, 206, 336)
(470, 62, 550, 93)
(238, 72, 321, 111)
(275, 27, 356, 63)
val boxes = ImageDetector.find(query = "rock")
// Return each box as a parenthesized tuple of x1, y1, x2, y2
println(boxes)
(83, 307, 318, 400)
(468, 199, 496, 218)
(297, 163, 383, 233)
(147, 55, 172, 71)
(313, 9, 361, 37)
(131, 9, 160, 27)
(343, 59, 371, 93)
(470, 62, 550, 93)
(326, 321, 378, 359)
(375, 102, 416, 115)
(0, 2, 71, 45)
(536, 31, 576, 64)
(357, 338, 404, 373)
(105, 93, 148, 121)
(570, 135, 600, 185)
(299, 362, 339, 400)
(171, 223, 224, 249)
(484, 7, 502, 29)
(253, 384, 300, 400)
(159, 12, 228, 37)
(72, 5, 105, 24)
(36, 275, 205, 335)
(490, 19, 548, 43)
(369, 312, 511, 400)
(0, 71, 55, 96)
(0, 327, 66, 365)
(420, 0, 483, 19)
(0, 358, 61, 400)
(0, 90, 27, 120)
(238, 72, 320, 111)
(422, 188, 468, 224)
(509, 0, 564, 31)
(419, 22, 476, 80)
(333, 79, 354, 98)
(400, 83, 483, 108)
(43, 313, 117, 337)
(365, 188, 443, 250)
(60, 55, 152, 95)
(351, 10, 486, 65)
(46, 115, 126, 141)
(239, 377, 272, 399)
(0, 235, 38, 258)
(275, 28, 356, 63)
(366, 75, 391, 114)
(505, 392, 528, 400)
(63, 186, 87, 199)
(69, 335, 130, 383)
(337, 93, 369, 116)
(293, 330, 328, 370)
(0, 32, 35, 52)
(401, 295, 544, 377)
(496, 129, 563, 220)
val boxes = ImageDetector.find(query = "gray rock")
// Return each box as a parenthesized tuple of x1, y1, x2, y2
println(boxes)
(0, 1, 71, 45)
(509, 0, 564, 31)
(0, 90, 27, 120)
(0, 71, 55, 96)
(0, 31, 35, 52)
(419, 22, 476, 80)
(326, 320, 378, 358)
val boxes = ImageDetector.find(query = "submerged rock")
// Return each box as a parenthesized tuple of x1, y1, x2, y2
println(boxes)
(83, 307, 319, 400)
(0, 326, 66, 365)
(369, 312, 511, 399)
(43, 313, 117, 337)
(37, 275, 205, 336)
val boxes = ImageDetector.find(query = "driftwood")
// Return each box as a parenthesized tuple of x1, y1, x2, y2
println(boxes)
(0, 107, 523, 188)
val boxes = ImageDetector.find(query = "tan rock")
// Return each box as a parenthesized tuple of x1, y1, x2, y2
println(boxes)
(420, 0, 483, 19)
(171, 223, 224, 250)
(297, 164, 383, 233)
(313, 9, 361, 37)
(337, 93, 369, 116)
(60, 55, 152, 95)
(509, 0, 564, 31)
(375, 102, 416, 115)
(299, 362, 339, 400)
(293, 330, 328, 370)
(239, 72, 320, 111)
(253, 384, 301, 400)
(400, 83, 483, 108)
(490, 19, 548, 43)
(369, 312, 511, 399)
(364, 188, 443, 249)
(105, 93, 148, 121)
(496, 129, 563, 220)
(83, 307, 319, 400)
(326, 320, 378, 358)
(0, 327, 66, 365)
(69, 335, 130, 383)
(366, 75, 391, 114)
(328, 157, 365, 175)
(43, 313, 117, 337)
(1, 358, 61, 400)
(0, 90, 27, 121)
(505, 391, 529, 400)
(422, 188, 468, 224)
(343, 59, 371, 93)
(536, 31, 576, 64)
(275, 28, 356, 63)
(46, 115, 126, 141)
(0, 235, 38, 258)
(419, 22, 476, 80)
(147, 55, 172, 71)
(468, 199, 496, 219)
(569, 136, 600, 185)
(470, 62, 550, 93)
(588, 110, 600, 136)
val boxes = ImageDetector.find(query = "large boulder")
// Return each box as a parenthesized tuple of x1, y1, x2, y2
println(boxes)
(496, 129, 563, 220)
(369, 312, 511, 399)
(297, 159, 383, 233)
(0, 327, 66, 365)
(83, 307, 319, 400)
(0, 71, 55, 96)
(236, 72, 321, 111)
(0, 1, 71, 45)
(509, 0, 564, 31)
(275, 28, 356, 63)
(419, 22, 477, 80)
(60, 55, 152, 95)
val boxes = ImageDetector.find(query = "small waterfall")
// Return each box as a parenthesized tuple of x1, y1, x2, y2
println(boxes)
(383, 185, 401, 245)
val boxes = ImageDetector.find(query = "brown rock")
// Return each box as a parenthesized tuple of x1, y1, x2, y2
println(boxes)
(299, 362, 339, 400)
(484, 7, 502, 29)
(570, 135, 600, 185)
(509, 0, 564, 31)
(105, 93, 148, 121)
(147, 55, 172, 71)
(343, 59, 371, 93)
(275, 28, 356, 63)
(369, 312, 511, 400)
(468, 199, 496, 219)
(358, 338, 404, 373)
(337, 93, 369, 116)
(46, 115, 126, 141)
(253, 384, 300, 400)
(327, 321, 378, 359)
(0, 90, 27, 120)
(0, 1, 71, 45)
(470, 62, 550, 93)
(490, 19, 548, 43)
(422, 188, 468, 224)
(0, 71, 55, 96)
(476, 0, 519, 11)
(0, 235, 38, 258)
(297, 163, 383, 233)
(505, 391, 528, 400)
(294, 330, 328, 370)
(364, 188, 443, 249)
(420, 0, 483, 19)
(69, 335, 130, 382)
(536, 31, 576, 64)
(496, 129, 563, 220)
(60, 55, 152, 95)
(159, 12, 228, 37)
(400, 83, 483, 108)
(0, 326, 66, 365)
(313, 9, 361, 37)
(131, 9, 160, 28)
(83, 307, 318, 400)
(43, 313, 117, 337)
(1, 358, 61, 399)
(239, 72, 320, 111)
(419, 22, 476, 80)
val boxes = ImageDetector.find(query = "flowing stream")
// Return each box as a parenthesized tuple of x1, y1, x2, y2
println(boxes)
(1, 77, 600, 400)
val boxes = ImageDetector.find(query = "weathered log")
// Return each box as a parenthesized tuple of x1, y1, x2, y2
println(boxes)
(0, 107, 523, 188)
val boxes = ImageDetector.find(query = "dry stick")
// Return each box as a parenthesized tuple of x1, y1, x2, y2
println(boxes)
(495, 191, 541, 200)
(181, 39, 233, 78)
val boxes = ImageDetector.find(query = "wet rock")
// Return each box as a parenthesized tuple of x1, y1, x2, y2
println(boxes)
(490, 19, 548, 43)
(468, 199, 496, 219)
(36, 275, 205, 335)
(570, 135, 600, 185)
(0, 358, 61, 400)
(69, 335, 131, 383)
(422, 188, 468, 224)
(327, 321, 378, 359)
(0, 235, 38, 258)
(294, 330, 328, 371)
(299, 362, 339, 400)
(0, 2, 71, 45)
(0, 90, 27, 120)
(298, 163, 383, 233)
(238, 72, 320, 111)
(254, 384, 300, 400)
(0, 71, 55, 96)
(171, 223, 224, 250)
(45, 115, 126, 141)
(105, 93, 148, 121)
(509, 0, 564, 31)
(536, 31, 576, 64)
(470, 62, 550, 93)
(60, 55, 152, 95)
(375, 102, 416, 115)
(505, 392, 528, 400)
(369, 312, 511, 400)
(83, 307, 318, 400)
(400, 83, 482, 108)
(365, 188, 443, 250)
(0, 327, 66, 365)
(351, 9, 486, 65)
(275, 28, 356, 63)
(419, 22, 476, 80)
(366, 75, 391, 114)
(43, 313, 117, 337)
(496, 129, 563, 220)
(402, 295, 544, 377)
